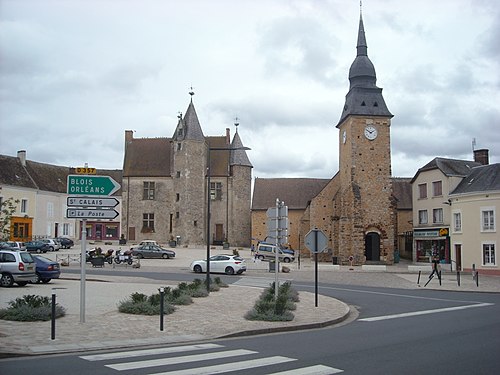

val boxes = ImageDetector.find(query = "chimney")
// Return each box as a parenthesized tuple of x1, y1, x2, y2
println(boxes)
(226, 128, 231, 145)
(125, 130, 134, 147)
(17, 150, 27, 167)
(473, 149, 489, 165)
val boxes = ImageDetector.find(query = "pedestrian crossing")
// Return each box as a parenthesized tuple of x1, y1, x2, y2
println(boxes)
(79, 343, 343, 374)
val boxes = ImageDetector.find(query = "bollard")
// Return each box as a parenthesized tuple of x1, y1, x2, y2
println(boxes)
(417, 270, 421, 285)
(475, 271, 479, 287)
(457, 270, 460, 287)
(51, 289, 56, 340)
(159, 287, 164, 331)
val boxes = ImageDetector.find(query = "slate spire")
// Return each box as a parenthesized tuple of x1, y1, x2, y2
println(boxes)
(337, 9, 392, 127)
(173, 91, 205, 141)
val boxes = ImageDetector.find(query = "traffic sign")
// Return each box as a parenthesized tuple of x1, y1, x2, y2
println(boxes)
(66, 208, 119, 219)
(67, 196, 119, 208)
(305, 229, 328, 253)
(75, 167, 96, 175)
(67, 175, 120, 196)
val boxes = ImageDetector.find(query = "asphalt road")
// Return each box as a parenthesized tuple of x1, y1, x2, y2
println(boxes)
(1, 269, 498, 375)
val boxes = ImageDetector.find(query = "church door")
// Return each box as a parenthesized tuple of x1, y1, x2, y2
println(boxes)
(365, 232, 380, 261)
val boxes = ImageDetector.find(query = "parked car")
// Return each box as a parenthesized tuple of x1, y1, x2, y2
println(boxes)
(6, 241, 26, 251)
(255, 243, 295, 263)
(0, 250, 37, 287)
(131, 245, 175, 259)
(191, 254, 247, 275)
(32, 255, 61, 283)
(130, 240, 159, 249)
(0, 241, 17, 250)
(56, 237, 74, 249)
(41, 239, 60, 251)
(25, 241, 50, 253)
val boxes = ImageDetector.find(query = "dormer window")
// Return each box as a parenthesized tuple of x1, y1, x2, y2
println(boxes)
(373, 102, 378, 107)
(361, 101, 366, 106)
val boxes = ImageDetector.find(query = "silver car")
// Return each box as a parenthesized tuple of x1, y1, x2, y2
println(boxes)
(0, 250, 37, 287)
(41, 239, 61, 251)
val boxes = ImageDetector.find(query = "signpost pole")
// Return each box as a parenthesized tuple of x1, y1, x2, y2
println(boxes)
(274, 198, 279, 299)
(80, 218, 86, 323)
(315, 229, 318, 307)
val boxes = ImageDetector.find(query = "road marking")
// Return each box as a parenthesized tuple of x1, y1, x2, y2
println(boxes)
(148, 356, 296, 375)
(359, 302, 494, 322)
(106, 349, 257, 371)
(80, 343, 224, 361)
(267, 364, 344, 374)
(294, 283, 488, 305)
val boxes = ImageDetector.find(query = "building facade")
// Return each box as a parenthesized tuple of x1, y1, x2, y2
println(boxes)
(121, 97, 252, 247)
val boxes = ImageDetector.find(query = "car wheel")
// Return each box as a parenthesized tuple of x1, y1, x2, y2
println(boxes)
(258, 255, 265, 260)
(16, 281, 28, 286)
(136, 253, 143, 259)
(193, 265, 202, 273)
(35, 272, 42, 284)
(49, 246, 54, 251)
(162, 254, 169, 259)
(0, 273, 14, 287)
(36, 248, 41, 253)
(42, 279, 51, 284)
(225, 266, 235, 275)
(284, 257, 291, 263)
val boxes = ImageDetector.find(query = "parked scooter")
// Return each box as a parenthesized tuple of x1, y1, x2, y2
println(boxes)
(103, 249, 114, 265)
(114, 249, 133, 265)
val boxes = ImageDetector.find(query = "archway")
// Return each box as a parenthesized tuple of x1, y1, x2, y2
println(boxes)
(365, 232, 380, 261)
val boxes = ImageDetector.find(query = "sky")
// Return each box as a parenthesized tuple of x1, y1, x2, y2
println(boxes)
(1, 0, 499, 180)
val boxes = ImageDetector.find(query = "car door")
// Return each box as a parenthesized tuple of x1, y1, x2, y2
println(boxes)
(150, 246, 161, 258)
(210, 255, 223, 272)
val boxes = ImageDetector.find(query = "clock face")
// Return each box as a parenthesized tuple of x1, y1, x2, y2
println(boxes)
(364, 125, 377, 140)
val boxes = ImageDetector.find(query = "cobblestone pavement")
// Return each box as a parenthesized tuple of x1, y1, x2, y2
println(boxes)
(0, 245, 498, 357)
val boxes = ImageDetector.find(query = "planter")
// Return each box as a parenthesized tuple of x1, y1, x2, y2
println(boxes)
(90, 257, 105, 268)
(223, 242, 230, 250)
(169, 240, 177, 248)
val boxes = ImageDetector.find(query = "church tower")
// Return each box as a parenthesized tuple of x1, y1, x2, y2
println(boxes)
(335, 10, 395, 264)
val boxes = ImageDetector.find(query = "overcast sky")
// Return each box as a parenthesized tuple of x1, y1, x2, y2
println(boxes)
(1, 0, 499, 180)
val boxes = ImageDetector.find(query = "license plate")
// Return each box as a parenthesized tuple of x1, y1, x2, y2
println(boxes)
(28, 265, 34, 270)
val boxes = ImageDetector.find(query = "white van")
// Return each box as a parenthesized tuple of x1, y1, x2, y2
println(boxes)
(255, 243, 295, 263)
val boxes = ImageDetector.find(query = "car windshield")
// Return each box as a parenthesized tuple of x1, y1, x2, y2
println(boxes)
(20, 252, 34, 263)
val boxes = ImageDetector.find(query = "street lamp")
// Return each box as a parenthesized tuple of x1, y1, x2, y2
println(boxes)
(206, 145, 251, 292)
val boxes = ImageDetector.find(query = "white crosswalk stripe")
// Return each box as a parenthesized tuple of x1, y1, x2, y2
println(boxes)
(79, 343, 344, 374)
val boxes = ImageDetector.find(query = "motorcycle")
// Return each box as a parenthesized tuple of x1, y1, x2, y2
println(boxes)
(103, 249, 114, 265)
(114, 249, 133, 265)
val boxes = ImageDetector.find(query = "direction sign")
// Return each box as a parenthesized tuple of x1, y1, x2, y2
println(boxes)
(66, 208, 119, 219)
(67, 175, 120, 196)
(305, 229, 328, 253)
(67, 196, 119, 208)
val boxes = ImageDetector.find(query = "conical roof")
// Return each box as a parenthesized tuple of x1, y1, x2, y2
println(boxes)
(173, 99, 205, 141)
(337, 12, 392, 127)
(230, 131, 252, 167)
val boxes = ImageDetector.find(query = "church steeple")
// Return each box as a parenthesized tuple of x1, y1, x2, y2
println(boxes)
(337, 10, 392, 127)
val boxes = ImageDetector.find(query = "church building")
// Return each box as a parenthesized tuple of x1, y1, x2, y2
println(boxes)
(299, 11, 403, 265)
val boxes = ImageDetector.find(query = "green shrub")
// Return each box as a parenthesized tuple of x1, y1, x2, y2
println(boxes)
(245, 282, 298, 322)
(118, 293, 175, 315)
(0, 295, 66, 321)
(213, 277, 228, 288)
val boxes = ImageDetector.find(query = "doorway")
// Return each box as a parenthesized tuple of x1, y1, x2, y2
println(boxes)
(365, 232, 380, 261)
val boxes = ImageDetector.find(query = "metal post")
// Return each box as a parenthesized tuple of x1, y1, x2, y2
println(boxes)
(80, 219, 86, 323)
(159, 287, 164, 331)
(417, 270, 421, 285)
(315, 251, 319, 308)
(274, 198, 279, 299)
(51, 289, 56, 340)
(475, 271, 479, 287)
(206, 149, 211, 293)
(457, 270, 460, 286)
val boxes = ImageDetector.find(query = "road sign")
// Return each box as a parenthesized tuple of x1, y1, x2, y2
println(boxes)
(66, 208, 119, 219)
(67, 196, 119, 208)
(305, 229, 328, 253)
(75, 167, 96, 175)
(67, 175, 120, 196)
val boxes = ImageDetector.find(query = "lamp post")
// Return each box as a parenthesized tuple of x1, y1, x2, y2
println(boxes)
(206, 145, 250, 293)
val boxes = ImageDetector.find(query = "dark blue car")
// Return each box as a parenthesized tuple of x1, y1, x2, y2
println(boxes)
(32, 255, 61, 283)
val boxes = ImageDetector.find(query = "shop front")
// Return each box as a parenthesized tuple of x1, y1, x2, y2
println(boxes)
(79, 221, 120, 241)
(414, 227, 450, 264)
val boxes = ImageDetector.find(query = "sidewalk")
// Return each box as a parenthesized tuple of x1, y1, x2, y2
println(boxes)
(1, 245, 498, 357)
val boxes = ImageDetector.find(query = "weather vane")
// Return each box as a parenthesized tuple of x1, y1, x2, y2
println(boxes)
(189, 86, 195, 97)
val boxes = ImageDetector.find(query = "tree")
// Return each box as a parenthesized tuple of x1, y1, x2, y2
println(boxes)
(0, 198, 19, 241)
